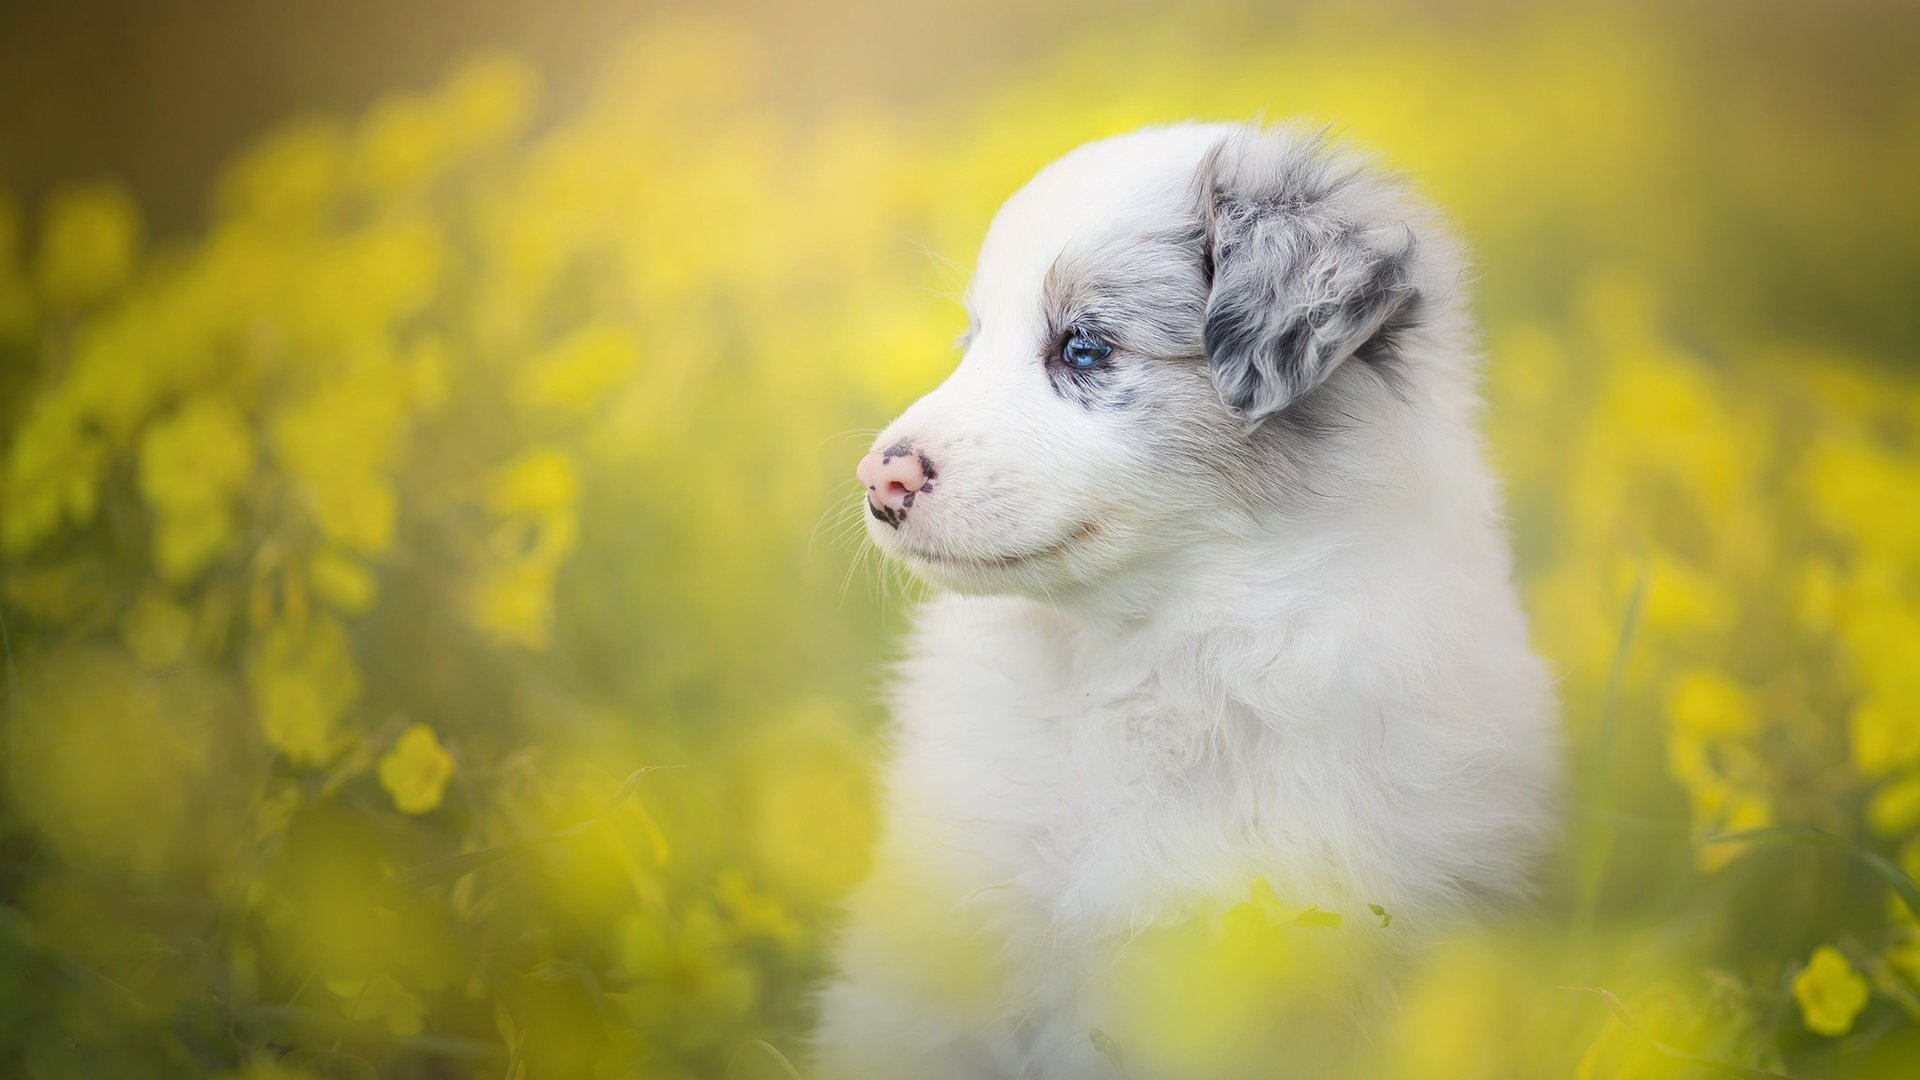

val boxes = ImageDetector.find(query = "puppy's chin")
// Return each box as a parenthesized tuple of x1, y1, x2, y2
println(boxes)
(861, 511, 1101, 598)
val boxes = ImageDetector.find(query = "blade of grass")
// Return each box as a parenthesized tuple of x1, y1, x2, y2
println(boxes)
(751, 1039, 805, 1080)
(1574, 565, 1648, 935)
(1, 600, 18, 787)
(1699, 827, 1920, 918)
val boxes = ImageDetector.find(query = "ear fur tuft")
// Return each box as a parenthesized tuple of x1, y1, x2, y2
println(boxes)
(1198, 127, 1422, 426)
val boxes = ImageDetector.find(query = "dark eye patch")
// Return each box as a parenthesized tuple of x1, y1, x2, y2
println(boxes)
(1027, 220, 1213, 411)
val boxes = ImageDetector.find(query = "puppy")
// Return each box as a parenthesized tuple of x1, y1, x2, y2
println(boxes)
(817, 122, 1556, 1079)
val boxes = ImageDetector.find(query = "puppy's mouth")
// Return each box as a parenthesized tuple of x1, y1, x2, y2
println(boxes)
(890, 520, 1102, 571)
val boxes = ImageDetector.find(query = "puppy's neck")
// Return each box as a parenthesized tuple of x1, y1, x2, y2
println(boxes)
(1051, 525, 1360, 654)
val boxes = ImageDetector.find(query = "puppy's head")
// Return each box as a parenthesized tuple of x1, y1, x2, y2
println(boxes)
(858, 122, 1453, 597)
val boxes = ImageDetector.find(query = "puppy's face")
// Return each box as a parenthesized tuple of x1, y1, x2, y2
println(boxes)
(858, 123, 1423, 597)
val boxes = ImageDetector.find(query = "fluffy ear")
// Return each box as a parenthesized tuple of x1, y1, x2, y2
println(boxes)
(1198, 129, 1419, 426)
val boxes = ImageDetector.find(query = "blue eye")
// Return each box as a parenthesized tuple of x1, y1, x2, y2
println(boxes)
(1061, 333, 1111, 370)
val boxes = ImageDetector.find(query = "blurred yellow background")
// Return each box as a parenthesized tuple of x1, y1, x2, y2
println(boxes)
(2, 0, 1918, 1076)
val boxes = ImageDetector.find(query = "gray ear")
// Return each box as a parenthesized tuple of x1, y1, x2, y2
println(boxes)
(1199, 131, 1419, 426)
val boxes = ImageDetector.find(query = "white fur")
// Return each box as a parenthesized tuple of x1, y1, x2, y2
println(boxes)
(817, 122, 1556, 1079)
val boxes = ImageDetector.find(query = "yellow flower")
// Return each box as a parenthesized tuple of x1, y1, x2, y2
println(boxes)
(484, 447, 579, 517)
(343, 216, 444, 324)
(1, 401, 106, 555)
(1694, 790, 1773, 873)
(351, 95, 448, 196)
(1664, 668, 1757, 739)
(617, 903, 758, 1030)
(35, 179, 142, 305)
(136, 397, 252, 507)
(65, 312, 168, 441)
(307, 474, 398, 555)
(1851, 690, 1920, 779)
(1636, 551, 1737, 640)
(713, 871, 802, 944)
(152, 505, 241, 585)
(746, 706, 876, 902)
(215, 117, 348, 229)
(1869, 774, 1920, 839)
(308, 549, 378, 614)
(137, 396, 256, 580)
(1792, 945, 1869, 1037)
(466, 557, 560, 652)
(247, 617, 360, 765)
(1105, 878, 1347, 1074)
(1800, 433, 1920, 561)
(514, 323, 638, 413)
(270, 369, 408, 553)
(378, 723, 455, 814)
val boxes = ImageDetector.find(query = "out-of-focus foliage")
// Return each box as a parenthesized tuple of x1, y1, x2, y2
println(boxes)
(1, 2, 1918, 1077)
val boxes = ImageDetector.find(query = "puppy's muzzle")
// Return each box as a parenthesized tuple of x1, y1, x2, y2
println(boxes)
(857, 443, 936, 528)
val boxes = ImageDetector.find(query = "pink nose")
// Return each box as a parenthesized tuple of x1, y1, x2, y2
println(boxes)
(858, 447, 932, 517)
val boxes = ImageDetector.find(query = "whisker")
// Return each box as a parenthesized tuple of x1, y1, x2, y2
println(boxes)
(817, 427, 883, 453)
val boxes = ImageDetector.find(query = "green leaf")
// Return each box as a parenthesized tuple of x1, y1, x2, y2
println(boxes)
(1292, 906, 1343, 929)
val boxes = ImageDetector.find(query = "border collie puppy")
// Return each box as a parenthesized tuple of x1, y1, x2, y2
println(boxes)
(818, 122, 1556, 1080)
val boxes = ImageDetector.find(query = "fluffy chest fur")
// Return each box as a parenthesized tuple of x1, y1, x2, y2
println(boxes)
(820, 529, 1551, 1078)
(882, 534, 1549, 946)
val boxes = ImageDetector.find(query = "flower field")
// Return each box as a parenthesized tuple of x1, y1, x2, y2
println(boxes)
(1, 4, 1917, 1077)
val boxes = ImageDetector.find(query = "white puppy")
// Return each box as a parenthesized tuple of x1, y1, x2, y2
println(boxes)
(818, 122, 1556, 1079)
